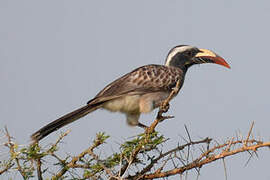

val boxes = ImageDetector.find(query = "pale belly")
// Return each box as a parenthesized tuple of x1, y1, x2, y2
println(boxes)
(102, 95, 141, 114)
(101, 92, 171, 115)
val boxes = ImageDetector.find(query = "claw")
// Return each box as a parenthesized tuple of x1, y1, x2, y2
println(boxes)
(161, 103, 170, 113)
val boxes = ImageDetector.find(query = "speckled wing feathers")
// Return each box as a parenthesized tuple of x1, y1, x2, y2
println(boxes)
(87, 65, 184, 105)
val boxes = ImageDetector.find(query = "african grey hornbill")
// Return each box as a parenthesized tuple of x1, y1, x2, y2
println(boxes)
(31, 45, 230, 141)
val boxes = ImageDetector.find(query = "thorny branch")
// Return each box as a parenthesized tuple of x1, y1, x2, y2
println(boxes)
(138, 122, 270, 179)
(142, 140, 270, 179)
(132, 137, 212, 179)
(1, 80, 270, 179)
(4, 127, 27, 179)
(53, 132, 107, 179)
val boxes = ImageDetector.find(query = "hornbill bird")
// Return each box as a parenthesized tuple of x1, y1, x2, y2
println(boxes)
(31, 45, 230, 141)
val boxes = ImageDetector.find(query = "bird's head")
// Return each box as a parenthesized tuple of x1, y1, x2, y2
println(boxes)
(165, 45, 230, 70)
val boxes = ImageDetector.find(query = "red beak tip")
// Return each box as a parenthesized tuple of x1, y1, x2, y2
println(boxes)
(214, 57, 230, 69)
(223, 63, 231, 69)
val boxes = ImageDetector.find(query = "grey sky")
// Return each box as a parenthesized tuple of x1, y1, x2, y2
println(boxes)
(1, 0, 270, 179)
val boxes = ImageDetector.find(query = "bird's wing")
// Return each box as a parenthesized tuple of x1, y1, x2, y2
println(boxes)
(87, 65, 183, 105)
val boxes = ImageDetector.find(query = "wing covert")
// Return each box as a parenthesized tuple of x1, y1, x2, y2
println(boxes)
(87, 65, 183, 105)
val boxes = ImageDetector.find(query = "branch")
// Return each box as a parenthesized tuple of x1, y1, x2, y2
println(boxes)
(0, 161, 14, 175)
(142, 139, 270, 179)
(53, 132, 108, 179)
(132, 137, 211, 179)
(87, 146, 117, 179)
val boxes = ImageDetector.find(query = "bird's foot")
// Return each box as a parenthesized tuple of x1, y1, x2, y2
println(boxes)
(157, 114, 174, 122)
(161, 103, 170, 113)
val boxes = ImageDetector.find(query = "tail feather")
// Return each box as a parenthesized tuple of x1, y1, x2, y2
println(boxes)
(31, 103, 101, 141)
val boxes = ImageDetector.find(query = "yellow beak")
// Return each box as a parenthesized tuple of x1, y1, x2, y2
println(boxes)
(195, 49, 231, 69)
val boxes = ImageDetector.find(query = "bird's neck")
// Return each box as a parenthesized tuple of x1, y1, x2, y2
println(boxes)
(180, 65, 188, 74)
(168, 64, 189, 74)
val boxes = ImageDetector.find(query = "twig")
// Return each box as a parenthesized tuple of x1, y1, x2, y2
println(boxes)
(225, 137, 234, 152)
(244, 151, 254, 167)
(184, 125, 191, 179)
(4, 127, 27, 179)
(36, 158, 42, 180)
(244, 121, 254, 147)
(45, 130, 71, 154)
(128, 138, 211, 179)
(195, 168, 201, 180)
(53, 134, 105, 179)
(0, 162, 14, 175)
(154, 156, 170, 174)
(118, 153, 123, 178)
(222, 158, 227, 180)
(87, 147, 116, 179)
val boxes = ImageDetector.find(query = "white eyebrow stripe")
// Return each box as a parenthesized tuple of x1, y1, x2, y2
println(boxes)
(165, 46, 193, 66)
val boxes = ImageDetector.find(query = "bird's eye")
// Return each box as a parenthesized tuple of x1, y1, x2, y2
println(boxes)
(186, 50, 193, 57)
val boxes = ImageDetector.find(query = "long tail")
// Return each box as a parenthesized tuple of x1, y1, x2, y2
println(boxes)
(31, 103, 102, 141)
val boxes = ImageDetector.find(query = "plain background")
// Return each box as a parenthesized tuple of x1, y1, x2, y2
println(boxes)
(1, 1, 270, 179)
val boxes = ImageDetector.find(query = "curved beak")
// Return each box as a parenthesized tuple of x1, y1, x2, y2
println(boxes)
(195, 49, 231, 69)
